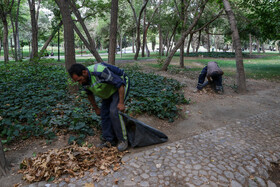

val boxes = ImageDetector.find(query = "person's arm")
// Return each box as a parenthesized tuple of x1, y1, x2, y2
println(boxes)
(87, 94, 101, 115)
(117, 85, 125, 112)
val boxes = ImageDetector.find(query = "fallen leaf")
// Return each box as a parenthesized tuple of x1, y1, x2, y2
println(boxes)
(18, 143, 127, 183)
(84, 183, 95, 187)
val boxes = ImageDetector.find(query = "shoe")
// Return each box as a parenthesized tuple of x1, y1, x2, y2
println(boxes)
(215, 87, 224, 95)
(197, 86, 203, 90)
(97, 140, 116, 148)
(117, 140, 128, 152)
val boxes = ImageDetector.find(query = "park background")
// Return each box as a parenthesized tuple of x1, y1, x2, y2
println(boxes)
(0, 0, 280, 186)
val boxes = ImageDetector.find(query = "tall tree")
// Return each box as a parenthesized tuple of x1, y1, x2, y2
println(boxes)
(141, 0, 159, 57)
(28, 0, 40, 60)
(68, 0, 103, 63)
(162, 0, 210, 70)
(108, 0, 119, 65)
(0, 0, 15, 63)
(127, 0, 149, 60)
(176, 0, 188, 68)
(38, 21, 63, 59)
(55, 0, 76, 70)
(10, 0, 21, 61)
(157, 0, 163, 56)
(223, 0, 246, 93)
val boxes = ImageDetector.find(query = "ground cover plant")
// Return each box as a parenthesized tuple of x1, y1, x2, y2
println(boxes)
(125, 66, 189, 122)
(0, 60, 99, 145)
(0, 59, 187, 145)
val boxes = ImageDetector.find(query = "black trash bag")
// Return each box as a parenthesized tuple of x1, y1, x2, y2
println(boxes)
(120, 113, 168, 148)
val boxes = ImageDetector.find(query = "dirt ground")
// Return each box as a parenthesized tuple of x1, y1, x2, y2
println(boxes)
(1, 59, 280, 187)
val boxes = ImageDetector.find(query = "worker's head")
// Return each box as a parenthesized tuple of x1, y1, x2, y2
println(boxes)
(68, 64, 88, 84)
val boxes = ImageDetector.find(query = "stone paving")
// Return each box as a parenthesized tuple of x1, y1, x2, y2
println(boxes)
(23, 109, 280, 187)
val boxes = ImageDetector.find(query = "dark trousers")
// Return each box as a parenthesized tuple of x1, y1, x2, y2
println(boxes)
(197, 66, 223, 90)
(100, 77, 130, 143)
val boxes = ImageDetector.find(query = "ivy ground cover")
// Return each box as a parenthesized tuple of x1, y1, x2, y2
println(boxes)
(0, 60, 187, 145)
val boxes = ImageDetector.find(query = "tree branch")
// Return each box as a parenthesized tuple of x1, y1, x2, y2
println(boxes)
(191, 10, 224, 34)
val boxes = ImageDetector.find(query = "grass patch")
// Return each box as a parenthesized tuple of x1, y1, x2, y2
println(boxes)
(143, 54, 280, 81)
(183, 55, 280, 81)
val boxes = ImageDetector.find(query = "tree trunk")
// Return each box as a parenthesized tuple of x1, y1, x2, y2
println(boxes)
(158, 0, 163, 56)
(108, 0, 119, 65)
(16, 0, 21, 60)
(0, 141, 8, 177)
(206, 28, 210, 52)
(10, 0, 22, 61)
(0, 0, 14, 63)
(187, 33, 193, 55)
(214, 35, 218, 52)
(127, 0, 149, 60)
(262, 43, 265, 53)
(134, 20, 141, 60)
(249, 33, 252, 54)
(55, 0, 76, 70)
(179, 0, 186, 68)
(162, 0, 209, 71)
(69, 0, 103, 63)
(223, 0, 246, 93)
(145, 43, 150, 57)
(38, 21, 63, 59)
(11, 18, 18, 61)
(179, 39, 185, 68)
(231, 34, 235, 52)
(196, 30, 201, 53)
(28, 0, 39, 60)
(119, 31, 123, 58)
(132, 34, 135, 53)
(141, 3, 146, 57)
(10, 38, 14, 59)
(158, 24, 163, 56)
(2, 18, 9, 63)
(166, 22, 178, 56)
(256, 39, 260, 53)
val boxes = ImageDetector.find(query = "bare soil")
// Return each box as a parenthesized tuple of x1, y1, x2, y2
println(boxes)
(1, 59, 280, 187)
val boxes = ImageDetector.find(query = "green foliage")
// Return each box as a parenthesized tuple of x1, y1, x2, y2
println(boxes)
(156, 56, 165, 67)
(0, 59, 188, 144)
(0, 60, 99, 144)
(238, 0, 280, 40)
(125, 70, 189, 122)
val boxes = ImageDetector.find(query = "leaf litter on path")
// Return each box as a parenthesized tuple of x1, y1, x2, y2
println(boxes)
(18, 142, 128, 183)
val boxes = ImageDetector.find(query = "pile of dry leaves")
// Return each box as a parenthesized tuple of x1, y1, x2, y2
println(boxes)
(18, 143, 127, 183)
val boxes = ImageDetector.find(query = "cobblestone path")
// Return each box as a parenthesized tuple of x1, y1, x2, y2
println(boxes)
(24, 109, 280, 187)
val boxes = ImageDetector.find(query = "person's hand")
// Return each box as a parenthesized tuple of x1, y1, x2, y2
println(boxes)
(117, 103, 125, 112)
(94, 108, 101, 116)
